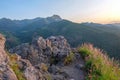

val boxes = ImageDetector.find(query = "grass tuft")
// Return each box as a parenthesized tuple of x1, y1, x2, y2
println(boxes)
(79, 43, 120, 80)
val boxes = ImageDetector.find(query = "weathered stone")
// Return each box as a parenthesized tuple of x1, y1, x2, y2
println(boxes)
(48, 65, 60, 74)
(17, 57, 32, 70)
(9, 36, 71, 65)
(24, 66, 44, 80)
(0, 34, 18, 80)
(0, 34, 8, 65)
(6, 35, 86, 80)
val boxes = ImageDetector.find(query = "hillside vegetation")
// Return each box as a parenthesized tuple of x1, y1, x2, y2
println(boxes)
(79, 43, 120, 80)
(22, 20, 120, 59)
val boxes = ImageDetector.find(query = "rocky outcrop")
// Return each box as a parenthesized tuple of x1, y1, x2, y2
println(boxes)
(7, 35, 85, 80)
(10, 36, 71, 65)
(0, 34, 18, 80)
(0, 34, 47, 80)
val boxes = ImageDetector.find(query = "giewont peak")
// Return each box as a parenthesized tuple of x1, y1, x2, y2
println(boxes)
(47, 15, 62, 21)
(52, 15, 62, 19)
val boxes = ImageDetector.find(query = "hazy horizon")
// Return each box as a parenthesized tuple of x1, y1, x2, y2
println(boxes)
(0, 0, 120, 24)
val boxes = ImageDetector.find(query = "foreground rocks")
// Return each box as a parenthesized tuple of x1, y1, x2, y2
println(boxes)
(0, 34, 85, 80)
(0, 34, 8, 65)
(0, 34, 46, 80)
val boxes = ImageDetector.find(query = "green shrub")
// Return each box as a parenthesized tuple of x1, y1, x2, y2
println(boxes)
(85, 60, 92, 72)
(8, 53, 26, 80)
(79, 47, 91, 58)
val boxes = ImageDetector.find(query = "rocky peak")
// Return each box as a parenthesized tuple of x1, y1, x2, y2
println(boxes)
(46, 15, 62, 22)
(8, 35, 85, 80)
(51, 15, 62, 21)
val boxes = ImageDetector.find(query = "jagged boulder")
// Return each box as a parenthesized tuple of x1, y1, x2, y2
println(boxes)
(7, 35, 86, 80)
(47, 36, 71, 57)
(32, 36, 47, 49)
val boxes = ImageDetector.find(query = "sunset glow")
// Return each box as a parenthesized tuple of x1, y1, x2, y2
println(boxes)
(68, 0, 120, 23)
(0, 0, 120, 24)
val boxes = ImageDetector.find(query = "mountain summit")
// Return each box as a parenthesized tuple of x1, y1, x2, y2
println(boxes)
(46, 15, 62, 23)
(49, 15, 62, 21)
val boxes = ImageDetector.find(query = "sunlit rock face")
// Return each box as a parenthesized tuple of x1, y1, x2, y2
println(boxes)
(0, 34, 18, 80)
(0, 34, 7, 64)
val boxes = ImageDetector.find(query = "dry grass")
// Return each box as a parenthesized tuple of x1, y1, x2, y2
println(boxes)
(40, 63, 48, 72)
(8, 53, 26, 80)
(79, 43, 120, 80)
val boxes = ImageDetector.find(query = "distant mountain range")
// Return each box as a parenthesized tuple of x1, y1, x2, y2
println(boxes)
(0, 15, 120, 59)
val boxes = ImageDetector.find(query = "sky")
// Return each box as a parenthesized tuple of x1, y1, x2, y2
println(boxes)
(0, 0, 120, 23)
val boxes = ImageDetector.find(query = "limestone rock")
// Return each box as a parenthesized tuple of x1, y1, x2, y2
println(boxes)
(0, 34, 8, 65)
(7, 35, 86, 80)
(32, 36, 47, 49)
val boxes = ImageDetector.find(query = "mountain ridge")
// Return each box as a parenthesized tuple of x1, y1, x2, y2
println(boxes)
(0, 15, 120, 59)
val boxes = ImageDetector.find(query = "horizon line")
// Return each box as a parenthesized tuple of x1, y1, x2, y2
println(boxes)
(0, 15, 119, 25)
